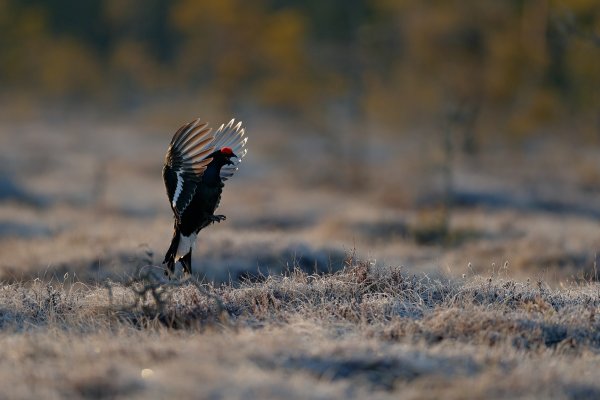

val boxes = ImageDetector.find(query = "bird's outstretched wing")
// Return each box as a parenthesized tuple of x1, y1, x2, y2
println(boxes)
(212, 119, 248, 181)
(163, 118, 214, 218)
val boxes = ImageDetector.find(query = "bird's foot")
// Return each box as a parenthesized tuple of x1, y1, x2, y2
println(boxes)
(178, 252, 193, 275)
(164, 269, 173, 280)
(210, 214, 226, 224)
(181, 263, 192, 275)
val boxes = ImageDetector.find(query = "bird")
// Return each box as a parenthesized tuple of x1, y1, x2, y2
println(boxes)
(162, 117, 247, 276)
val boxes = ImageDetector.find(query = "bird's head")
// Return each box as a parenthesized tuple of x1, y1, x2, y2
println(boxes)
(216, 147, 237, 165)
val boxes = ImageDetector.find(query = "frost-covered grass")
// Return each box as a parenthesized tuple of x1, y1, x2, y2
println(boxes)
(1, 260, 599, 399)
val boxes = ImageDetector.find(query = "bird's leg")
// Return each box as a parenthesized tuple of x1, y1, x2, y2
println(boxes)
(163, 228, 180, 277)
(210, 214, 226, 224)
(164, 260, 175, 279)
(180, 251, 192, 275)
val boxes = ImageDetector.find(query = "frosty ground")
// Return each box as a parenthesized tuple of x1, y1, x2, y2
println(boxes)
(1, 262, 599, 399)
(1, 114, 600, 398)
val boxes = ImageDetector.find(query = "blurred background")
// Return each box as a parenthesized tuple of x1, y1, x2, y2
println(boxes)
(1, 0, 600, 284)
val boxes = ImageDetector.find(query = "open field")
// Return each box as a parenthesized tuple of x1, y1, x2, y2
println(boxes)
(1, 114, 600, 398)
(3, 114, 600, 284)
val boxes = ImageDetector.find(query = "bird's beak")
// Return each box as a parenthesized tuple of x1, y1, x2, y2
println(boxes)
(226, 154, 237, 165)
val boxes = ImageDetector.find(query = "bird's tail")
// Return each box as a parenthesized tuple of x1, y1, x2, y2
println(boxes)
(163, 226, 180, 274)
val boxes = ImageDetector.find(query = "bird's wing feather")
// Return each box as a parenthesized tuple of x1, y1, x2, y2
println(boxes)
(209, 119, 248, 181)
(163, 118, 215, 217)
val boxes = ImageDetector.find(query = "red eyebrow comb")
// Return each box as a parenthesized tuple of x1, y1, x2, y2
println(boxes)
(221, 147, 233, 155)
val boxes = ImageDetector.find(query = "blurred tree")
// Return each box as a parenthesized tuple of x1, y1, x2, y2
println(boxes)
(171, 0, 315, 114)
(0, 0, 598, 143)
(0, 1, 103, 99)
(104, 0, 177, 62)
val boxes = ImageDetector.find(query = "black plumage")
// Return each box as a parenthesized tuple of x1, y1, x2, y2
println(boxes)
(162, 118, 247, 275)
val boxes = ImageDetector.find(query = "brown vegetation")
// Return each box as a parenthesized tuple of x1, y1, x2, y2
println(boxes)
(1, 259, 599, 399)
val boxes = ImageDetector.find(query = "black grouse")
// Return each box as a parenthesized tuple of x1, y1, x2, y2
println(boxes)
(162, 118, 247, 276)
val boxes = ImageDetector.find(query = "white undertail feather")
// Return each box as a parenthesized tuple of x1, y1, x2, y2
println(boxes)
(176, 233, 197, 259)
